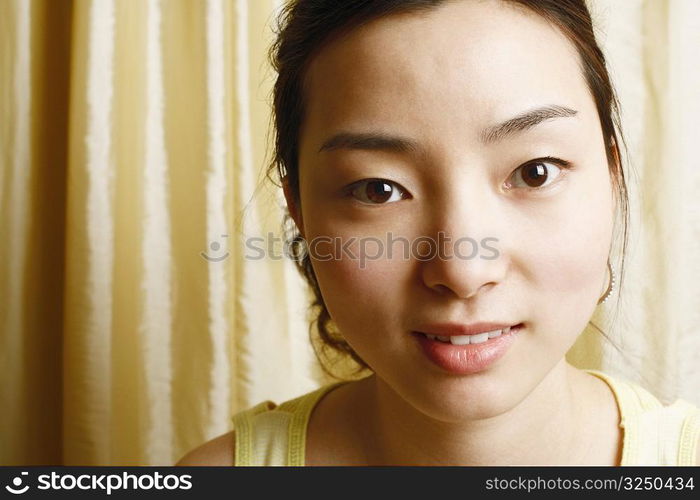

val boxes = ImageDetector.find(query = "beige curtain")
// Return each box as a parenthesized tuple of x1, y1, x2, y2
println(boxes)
(1, 0, 698, 466)
(567, 0, 700, 406)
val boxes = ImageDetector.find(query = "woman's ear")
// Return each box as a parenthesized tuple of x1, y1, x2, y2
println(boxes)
(282, 175, 304, 238)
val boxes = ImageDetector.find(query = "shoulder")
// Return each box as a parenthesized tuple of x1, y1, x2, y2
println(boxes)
(175, 431, 236, 466)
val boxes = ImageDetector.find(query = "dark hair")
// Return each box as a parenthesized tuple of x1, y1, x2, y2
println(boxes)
(266, 0, 630, 379)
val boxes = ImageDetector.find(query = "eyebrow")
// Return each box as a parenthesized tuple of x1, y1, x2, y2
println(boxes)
(317, 104, 578, 154)
(480, 104, 578, 144)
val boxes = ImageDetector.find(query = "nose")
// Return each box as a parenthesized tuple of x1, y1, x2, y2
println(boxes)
(419, 190, 508, 300)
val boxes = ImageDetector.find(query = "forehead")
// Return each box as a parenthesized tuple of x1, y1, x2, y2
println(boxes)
(300, 0, 592, 155)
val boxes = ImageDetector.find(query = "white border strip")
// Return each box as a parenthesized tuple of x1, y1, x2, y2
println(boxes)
(234, 0, 255, 404)
(235, 0, 253, 185)
(205, 0, 230, 436)
(143, 0, 173, 464)
(84, 0, 116, 462)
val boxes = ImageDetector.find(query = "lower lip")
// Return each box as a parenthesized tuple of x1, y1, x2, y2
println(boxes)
(413, 325, 523, 375)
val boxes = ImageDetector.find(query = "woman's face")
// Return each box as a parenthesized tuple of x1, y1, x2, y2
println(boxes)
(291, 0, 615, 421)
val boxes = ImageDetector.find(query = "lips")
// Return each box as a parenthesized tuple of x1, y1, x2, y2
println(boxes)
(412, 323, 524, 375)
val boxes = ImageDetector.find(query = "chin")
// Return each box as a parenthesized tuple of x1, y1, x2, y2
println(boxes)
(389, 369, 519, 423)
(417, 391, 514, 423)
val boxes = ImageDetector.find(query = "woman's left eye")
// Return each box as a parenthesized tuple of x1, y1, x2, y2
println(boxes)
(506, 157, 572, 190)
(346, 178, 409, 205)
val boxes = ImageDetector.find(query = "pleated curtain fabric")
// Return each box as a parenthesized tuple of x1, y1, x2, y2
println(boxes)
(0, 0, 699, 465)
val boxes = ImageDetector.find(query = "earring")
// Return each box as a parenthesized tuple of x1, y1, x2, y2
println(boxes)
(597, 259, 616, 305)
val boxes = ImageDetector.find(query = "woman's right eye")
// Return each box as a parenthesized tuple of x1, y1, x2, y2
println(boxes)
(346, 178, 409, 205)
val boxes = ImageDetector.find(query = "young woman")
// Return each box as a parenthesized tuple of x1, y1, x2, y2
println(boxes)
(178, 0, 700, 466)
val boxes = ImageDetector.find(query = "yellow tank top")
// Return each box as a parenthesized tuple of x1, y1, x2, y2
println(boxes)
(231, 369, 700, 466)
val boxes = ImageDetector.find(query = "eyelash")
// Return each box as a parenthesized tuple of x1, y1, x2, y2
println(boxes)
(344, 156, 574, 204)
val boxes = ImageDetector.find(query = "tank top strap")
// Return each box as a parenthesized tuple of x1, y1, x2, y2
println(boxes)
(584, 369, 662, 417)
(584, 368, 700, 465)
(584, 369, 660, 465)
(231, 400, 279, 466)
(278, 381, 348, 466)
(232, 381, 348, 466)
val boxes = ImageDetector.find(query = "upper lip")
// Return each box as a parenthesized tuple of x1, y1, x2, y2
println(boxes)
(415, 322, 515, 336)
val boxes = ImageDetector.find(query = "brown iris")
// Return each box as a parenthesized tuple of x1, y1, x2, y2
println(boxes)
(520, 162, 548, 187)
(363, 180, 393, 204)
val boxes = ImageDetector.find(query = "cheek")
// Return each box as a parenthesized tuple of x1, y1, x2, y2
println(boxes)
(307, 230, 410, 350)
(517, 170, 614, 341)
(533, 216, 611, 295)
(521, 163, 613, 280)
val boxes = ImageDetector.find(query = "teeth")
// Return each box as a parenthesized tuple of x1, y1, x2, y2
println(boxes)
(468, 332, 490, 344)
(489, 327, 506, 338)
(450, 335, 471, 345)
(422, 328, 509, 345)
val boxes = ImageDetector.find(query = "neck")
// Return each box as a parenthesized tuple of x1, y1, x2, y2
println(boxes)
(355, 360, 592, 466)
